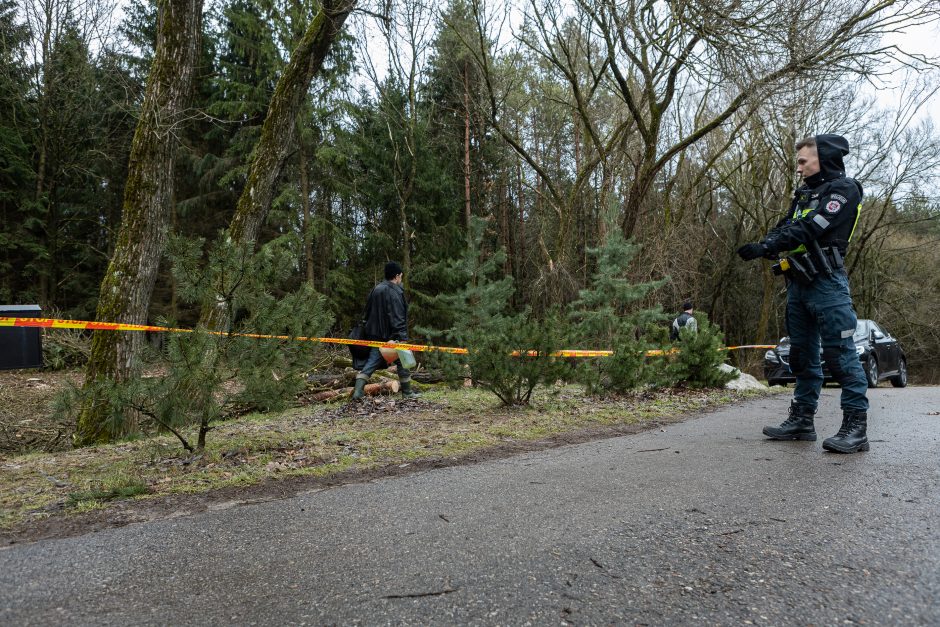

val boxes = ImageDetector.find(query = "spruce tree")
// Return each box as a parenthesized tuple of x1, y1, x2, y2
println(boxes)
(0, 0, 33, 303)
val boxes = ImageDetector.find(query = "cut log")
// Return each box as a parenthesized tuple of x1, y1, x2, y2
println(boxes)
(306, 372, 356, 388)
(366, 380, 399, 396)
(371, 369, 449, 384)
(311, 387, 352, 402)
(310, 379, 400, 402)
(410, 371, 448, 384)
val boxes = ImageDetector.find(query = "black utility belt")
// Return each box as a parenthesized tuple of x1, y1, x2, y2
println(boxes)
(772, 244, 845, 285)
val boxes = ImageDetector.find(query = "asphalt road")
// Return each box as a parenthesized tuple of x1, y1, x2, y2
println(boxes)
(2, 387, 938, 625)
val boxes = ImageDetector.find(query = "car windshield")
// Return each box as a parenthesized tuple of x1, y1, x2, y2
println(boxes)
(778, 320, 871, 347)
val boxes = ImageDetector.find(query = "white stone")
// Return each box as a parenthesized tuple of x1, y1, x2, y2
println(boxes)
(720, 362, 768, 391)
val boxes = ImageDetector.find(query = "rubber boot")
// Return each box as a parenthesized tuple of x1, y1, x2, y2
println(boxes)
(762, 402, 817, 441)
(823, 410, 869, 453)
(351, 377, 367, 400)
(400, 380, 421, 399)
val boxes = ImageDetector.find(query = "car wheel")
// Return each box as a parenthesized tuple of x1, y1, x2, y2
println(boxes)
(866, 357, 879, 388)
(891, 358, 908, 388)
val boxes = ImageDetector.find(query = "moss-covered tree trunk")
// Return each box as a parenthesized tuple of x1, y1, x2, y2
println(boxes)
(75, 0, 204, 446)
(298, 126, 314, 286)
(201, 0, 356, 331)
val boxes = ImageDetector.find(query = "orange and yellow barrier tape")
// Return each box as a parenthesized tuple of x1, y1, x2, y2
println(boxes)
(0, 317, 775, 358)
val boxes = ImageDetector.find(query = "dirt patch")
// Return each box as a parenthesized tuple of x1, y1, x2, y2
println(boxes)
(0, 370, 79, 455)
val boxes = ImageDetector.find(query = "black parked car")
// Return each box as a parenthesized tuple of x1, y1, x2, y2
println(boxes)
(764, 319, 908, 388)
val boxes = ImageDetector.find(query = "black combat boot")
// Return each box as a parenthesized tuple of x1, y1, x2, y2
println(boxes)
(400, 379, 421, 399)
(822, 410, 869, 453)
(762, 402, 817, 441)
(351, 377, 367, 400)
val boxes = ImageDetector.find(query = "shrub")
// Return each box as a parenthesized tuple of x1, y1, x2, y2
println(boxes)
(420, 348, 467, 389)
(464, 309, 574, 406)
(42, 327, 90, 370)
(660, 312, 736, 389)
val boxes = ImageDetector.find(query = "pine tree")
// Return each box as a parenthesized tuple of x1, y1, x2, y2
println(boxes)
(570, 232, 667, 394)
(661, 313, 737, 389)
(63, 232, 333, 451)
(417, 218, 512, 346)
(422, 218, 573, 405)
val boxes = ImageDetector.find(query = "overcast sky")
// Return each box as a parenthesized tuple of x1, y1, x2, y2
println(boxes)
(876, 20, 940, 125)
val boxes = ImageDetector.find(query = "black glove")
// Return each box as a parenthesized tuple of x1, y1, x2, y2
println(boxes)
(737, 242, 767, 261)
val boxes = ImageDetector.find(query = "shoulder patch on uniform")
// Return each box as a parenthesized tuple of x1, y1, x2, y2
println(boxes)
(825, 200, 842, 214)
(830, 193, 848, 204)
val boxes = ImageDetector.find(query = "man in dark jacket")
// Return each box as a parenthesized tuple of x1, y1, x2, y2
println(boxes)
(737, 134, 870, 453)
(352, 261, 420, 400)
(670, 301, 697, 341)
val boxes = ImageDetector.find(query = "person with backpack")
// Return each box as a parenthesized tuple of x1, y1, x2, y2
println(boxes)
(670, 301, 697, 341)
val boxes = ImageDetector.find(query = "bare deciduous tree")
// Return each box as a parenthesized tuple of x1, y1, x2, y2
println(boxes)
(581, 0, 939, 238)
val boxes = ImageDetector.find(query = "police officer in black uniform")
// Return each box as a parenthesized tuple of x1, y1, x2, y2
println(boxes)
(737, 134, 870, 453)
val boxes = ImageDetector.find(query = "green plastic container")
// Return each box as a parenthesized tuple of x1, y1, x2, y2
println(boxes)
(397, 349, 417, 369)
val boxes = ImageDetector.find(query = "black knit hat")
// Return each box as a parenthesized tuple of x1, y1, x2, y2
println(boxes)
(682, 301, 693, 311)
(384, 261, 403, 280)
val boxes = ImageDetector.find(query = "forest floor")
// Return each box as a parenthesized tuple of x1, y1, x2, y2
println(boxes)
(0, 368, 778, 546)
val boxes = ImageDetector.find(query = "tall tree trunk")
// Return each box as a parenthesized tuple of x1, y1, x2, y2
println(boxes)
(621, 163, 655, 239)
(170, 188, 178, 319)
(298, 128, 314, 287)
(757, 263, 776, 345)
(202, 0, 356, 331)
(499, 176, 511, 276)
(516, 150, 525, 282)
(315, 189, 331, 290)
(75, 0, 204, 446)
(463, 67, 472, 244)
(400, 115, 416, 277)
(597, 164, 612, 246)
(34, 2, 52, 304)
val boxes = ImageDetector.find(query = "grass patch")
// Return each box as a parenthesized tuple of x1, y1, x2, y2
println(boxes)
(0, 383, 777, 532)
(67, 484, 149, 507)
